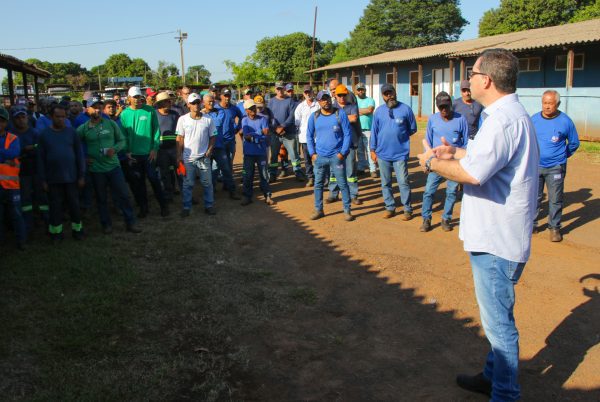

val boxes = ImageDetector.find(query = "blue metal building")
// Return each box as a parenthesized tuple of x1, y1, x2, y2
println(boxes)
(308, 19, 600, 140)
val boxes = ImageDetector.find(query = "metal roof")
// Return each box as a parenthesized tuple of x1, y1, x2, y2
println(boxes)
(307, 18, 600, 73)
(0, 53, 51, 77)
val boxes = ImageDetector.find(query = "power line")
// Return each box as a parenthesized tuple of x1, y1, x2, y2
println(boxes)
(0, 31, 177, 51)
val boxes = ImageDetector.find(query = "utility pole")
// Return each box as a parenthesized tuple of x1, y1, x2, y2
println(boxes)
(175, 29, 188, 86)
(310, 6, 318, 86)
(97, 67, 102, 91)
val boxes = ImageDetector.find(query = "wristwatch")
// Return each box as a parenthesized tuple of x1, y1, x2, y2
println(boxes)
(425, 155, 436, 173)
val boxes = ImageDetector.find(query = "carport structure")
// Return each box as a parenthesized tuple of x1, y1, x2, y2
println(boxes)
(1, 53, 51, 105)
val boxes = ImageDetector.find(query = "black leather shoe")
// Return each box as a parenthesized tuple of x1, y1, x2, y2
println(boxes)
(456, 372, 492, 396)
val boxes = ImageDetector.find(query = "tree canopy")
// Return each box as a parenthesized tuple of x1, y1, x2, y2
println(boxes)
(346, 0, 467, 58)
(478, 0, 599, 37)
(186, 65, 211, 85)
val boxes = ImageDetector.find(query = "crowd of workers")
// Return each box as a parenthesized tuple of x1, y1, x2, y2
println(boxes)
(0, 73, 579, 248)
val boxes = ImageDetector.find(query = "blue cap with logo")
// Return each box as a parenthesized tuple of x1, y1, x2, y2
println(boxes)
(316, 90, 330, 101)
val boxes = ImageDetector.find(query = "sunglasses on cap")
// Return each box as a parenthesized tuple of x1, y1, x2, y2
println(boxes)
(336, 93, 347, 98)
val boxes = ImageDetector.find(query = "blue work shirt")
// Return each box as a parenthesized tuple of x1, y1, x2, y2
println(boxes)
(426, 112, 469, 149)
(306, 108, 352, 158)
(268, 97, 296, 134)
(452, 98, 483, 140)
(218, 104, 242, 143)
(241, 115, 269, 156)
(14, 127, 39, 176)
(205, 108, 225, 149)
(371, 102, 417, 161)
(531, 111, 579, 168)
(0, 131, 21, 163)
(36, 114, 72, 132)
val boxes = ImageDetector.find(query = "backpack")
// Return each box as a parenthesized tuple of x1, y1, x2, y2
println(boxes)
(313, 107, 340, 126)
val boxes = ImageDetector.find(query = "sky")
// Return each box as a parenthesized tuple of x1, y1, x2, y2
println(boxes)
(0, 0, 499, 86)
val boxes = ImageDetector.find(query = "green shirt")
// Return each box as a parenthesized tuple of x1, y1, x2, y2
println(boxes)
(357, 96, 376, 130)
(119, 105, 160, 155)
(77, 118, 125, 173)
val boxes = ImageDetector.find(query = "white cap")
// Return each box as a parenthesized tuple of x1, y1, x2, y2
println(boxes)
(187, 93, 202, 103)
(128, 86, 143, 97)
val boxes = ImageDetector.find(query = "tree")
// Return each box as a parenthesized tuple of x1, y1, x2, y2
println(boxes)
(224, 59, 272, 86)
(478, 0, 597, 37)
(186, 65, 211, 85)
(329, 40, 352, 64)
(571, 0, 600, 21)
(65, 73, 89, 90)
(346, 0, 467, 58)
(153, 61, 180, 89)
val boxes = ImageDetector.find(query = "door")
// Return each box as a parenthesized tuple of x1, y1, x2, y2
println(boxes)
(366, 73, 381, 108)
(432, 68, 450, 110)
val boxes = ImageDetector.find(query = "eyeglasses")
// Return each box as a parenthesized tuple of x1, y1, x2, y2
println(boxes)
(469, 71, 488, 79)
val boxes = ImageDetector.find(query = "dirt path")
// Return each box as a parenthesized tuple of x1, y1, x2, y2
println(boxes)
(224, 134, 599, 400)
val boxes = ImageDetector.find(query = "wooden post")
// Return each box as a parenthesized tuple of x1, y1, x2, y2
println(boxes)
(393, 64, 397, 89)
(34, 76, 40, 104)
(351, 69, 355, 91)
(7, 69, 15, 106)
(417, 63, 423, 118)
(449, 59, 454, 97)
(22, 73, 29, 99)
(566, 49, 574, 89)
(370, 67, 374, 98)
(459, 58, 465, 82)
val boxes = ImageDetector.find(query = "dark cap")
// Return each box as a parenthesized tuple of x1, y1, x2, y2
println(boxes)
(87, 96, 103, 107)
(285, 83, 294, 91)
(460, 80, 471, 90)
(209, 84, 219, 91)
(356, 82, 366, 90)
(303, 84, 313, 92)
(222, 88, 232, 96)
(275, 81, 285, 89)
(435, 91, 452, 108)
(11, 106, 27, 117)
(381, 84, 395, 94)
(316, 90, 330, 101)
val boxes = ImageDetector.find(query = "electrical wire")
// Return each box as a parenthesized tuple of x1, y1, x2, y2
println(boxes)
(0, 31, 177, 51)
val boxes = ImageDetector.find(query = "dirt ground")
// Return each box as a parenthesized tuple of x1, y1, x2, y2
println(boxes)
(225, 132, 600, 400)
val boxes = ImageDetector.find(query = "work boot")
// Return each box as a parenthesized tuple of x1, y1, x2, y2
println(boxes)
(383, 210, 396, 219)
(241, 197, 252, 206)
(441, 218, 453, 232)
(205, 207, 216, 215)
(269, 175, 277, 183)
(456, 373, 492, 397)
(550, 228, 562, 242)
(420, 219, 432, 232)
(401, 211, 413, 221)
(310, 210, 324, 220)
(126, 223, 142, 233)
(370, 171, 379, 178)
(265, 196, 276, 205)
(305, 178, 314, 187)
(295, 173, 306, 182)
(351, 197, 363, 205)
(344, 211, 355, 222)
(278, 170, 288, 179)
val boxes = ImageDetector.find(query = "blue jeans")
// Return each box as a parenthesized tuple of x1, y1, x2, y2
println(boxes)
(212, 147, 236, 193)
(91, 167, 135, 227)
(223, 140, 236, 173)
(357, 131, 377, 172)
(377, 159, 412, 213)
(535, 164, 565, 229)
(314, 155, 351, 212)
(470, 252, 525, 402)
(242, 155, 271, 199)
(183, 157, 214, 210)
(269, 133, 302, 175)
(0, 187, 26, 245)
(421, 172, 458, 220)
(329, 148, 358, 199)
(301, 143, 314, 179)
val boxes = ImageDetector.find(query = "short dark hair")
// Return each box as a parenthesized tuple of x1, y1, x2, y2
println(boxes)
(478, 48, 519, 94)
(104, 99, 117, 107)
(49, 104, 67, 116)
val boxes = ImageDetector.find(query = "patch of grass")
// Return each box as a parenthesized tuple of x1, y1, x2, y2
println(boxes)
(579, 141, 600, 154)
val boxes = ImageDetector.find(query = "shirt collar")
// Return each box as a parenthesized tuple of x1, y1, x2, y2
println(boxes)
(481, 93, 519, 120)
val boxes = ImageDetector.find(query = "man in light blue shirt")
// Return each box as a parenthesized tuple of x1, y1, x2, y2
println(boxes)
(418, 49, 539, 402)
(531, 89, 579, 242)
(355, 82, 377, 176)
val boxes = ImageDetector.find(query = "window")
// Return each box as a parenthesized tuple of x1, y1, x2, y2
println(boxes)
(518, 57, 541, 72)
(555, 53, 585, 70)
(386, 72, 394, 84)
(409, 71, 419, 96)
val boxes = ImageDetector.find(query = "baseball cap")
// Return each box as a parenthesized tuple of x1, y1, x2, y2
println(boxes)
(0, 107, 9, 121)
(16, 98, 28, 106)
(335, 84, 348, 95)
(146, 88, 158, 97)
(222, 88, 231, 96)
(188, 93, 202, 103)
(285, 83, 294, 91)
(128, 86, 143, 97)
(243, 99, 256, 109)
(11, 106, 27, 117)
(253, 95, 265, 107)
(155, 92, 171, 103)
(435, 91, 452, 107)
(460, 80, 471, 90)
(243, 88, 253, 95)
(209, 84, 219, 91)
(87, 96, 103, 107)
(316, 90, 330, 101)
(381, 84, 395, 94)
(303, 84, 313, 93)
(167, 90, 176, 98)
(275, 81, 284, 89)
(356, 82, 366, 90)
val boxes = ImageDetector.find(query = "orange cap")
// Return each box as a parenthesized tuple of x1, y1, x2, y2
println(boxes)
(335, 84, 349, 94)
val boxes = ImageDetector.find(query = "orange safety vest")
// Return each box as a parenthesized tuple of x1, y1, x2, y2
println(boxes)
(0, 132, 20, 189)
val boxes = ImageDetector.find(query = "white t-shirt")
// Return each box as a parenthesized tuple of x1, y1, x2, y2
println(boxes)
(458, 93, 540, 263)
(175, 113, 217, 162)
(294, 99, 320, 143)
